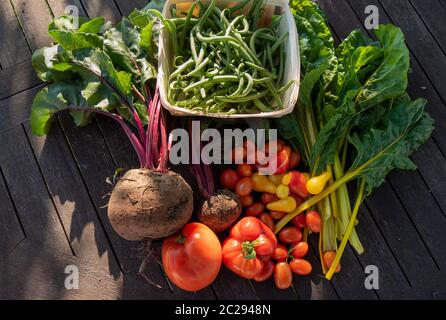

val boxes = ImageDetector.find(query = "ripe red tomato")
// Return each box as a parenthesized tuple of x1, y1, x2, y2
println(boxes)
(220, 169, 240, 190)
(162, 223, 222, 292)
(271, 244, 288, 262)
(261, 192, 280, 205)
(288, 171, 309, 198)
(239, 194, 254, 207)
(275, 147, 291, 174)
(270, 211, 287, 220)
(237, 164, 253, 177)
(235, 177, 254, 197)
(290, 242, 309, 259)
(288, 151, 301, 170)
(279, 226, 303, 244)
(253, 260, 274, 282)
(246, 202, 265, 217)
(292, 213, 307, 229)
(306, 211, 322, 233)
(274, 262, 292, 289)
(323, 251, 341, 273)
(222, 217, 278, 279)
(259, 213, 275, 231)
(289, 259, 312, 275)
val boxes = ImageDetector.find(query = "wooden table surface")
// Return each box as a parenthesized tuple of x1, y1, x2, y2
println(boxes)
(0, 0, 445, 300)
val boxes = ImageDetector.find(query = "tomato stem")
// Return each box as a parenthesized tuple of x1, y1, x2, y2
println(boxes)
(242, 241, 257, 259)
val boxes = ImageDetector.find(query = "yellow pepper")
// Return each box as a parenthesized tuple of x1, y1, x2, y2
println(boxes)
(276, 184, 289, 199)
(252, 173, 277, 194)
(267, 196, 297, 213)
(306, 172, 332, 195)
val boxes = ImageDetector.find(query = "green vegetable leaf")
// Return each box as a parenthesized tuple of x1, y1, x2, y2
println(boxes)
(30, 79, 118, 136)
(350, 98, 434, 195)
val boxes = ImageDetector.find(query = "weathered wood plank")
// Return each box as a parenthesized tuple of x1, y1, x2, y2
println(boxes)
(80, 0, 122, 23)
(24, 121, 121, 272)
(0, 126, 72, 254)
(46, 0, 88, 19)
(0, 239, 122, 300)
(10, 0, 53, 51)
(0, 165, 25, 259)
(0, 0, 30, 67)
(378, 0, 446, 103)
(114, 0, 149, 15)
(0, 61, 41, 101)
(409, 0, 446, 58)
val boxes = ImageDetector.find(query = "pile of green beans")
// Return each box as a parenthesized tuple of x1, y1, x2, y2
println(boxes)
(167, 0, 292, 114)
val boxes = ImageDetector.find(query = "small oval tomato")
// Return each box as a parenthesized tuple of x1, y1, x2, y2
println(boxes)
(220, 169, 240, 190)
(270, 211, 287, 220)
(288, 171, 309, 198)
(306, 211, 322, 233)
(235, 177, 254, 197)
(292, 213, 307, 229)
(271, 244, 288, 262)
(222, 217, 278, 279)
(290, 242, 309, 259)
(323, 251, 341, 273)
(261, 192, 280, 205)
(246, 202, 265, 217)
(274, 262, 292, 289)
(162, 223, 222, 292)
(289, 259, 312, 275)
(288, 151, 301, 170)
(275, 147, 291, 174)
(259, 213, 274, 231)
(239, 194, 254, 207)
(237, 164, 253, 177)
(279, 226, 303, 244)
(253, 260, 274, 282)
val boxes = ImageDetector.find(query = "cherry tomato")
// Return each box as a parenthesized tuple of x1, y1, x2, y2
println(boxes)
(292, 213, 307, 229)
(275, 147, 291, 174)
(220, 169, 240, 190)
(306, 211, 322, 233)
(274, 262, 292, 289)
(323, 251, 341, 273)
(162, 223, 222, 292)
(237, 164, 253, 177)
(279, 226, 303, 244)
(253, 260, 274, 282)
(288, 171, 309, 198)
(222, 217, 277, 279)
(239, 194, 254, 207)
(259, 213, 274, 231)
(235, 177, 254, 197)
(289, 259, 312, 275)
(270, 211, 287, 220)
(246, 202, 265, 217)
(271, 244, 288, 262)
(261, 192, 280, 205)
(290, 242, 309, 259)
(288, 151, 301, 170)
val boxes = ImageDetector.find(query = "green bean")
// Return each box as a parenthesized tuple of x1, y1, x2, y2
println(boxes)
(184, 75, 239, 92)
(228, 0, 251, 14)
(240, 73, 254, 97)
(216, 90, 268, 103)
(271, 32, 289, 53)
(253, 99, 272, 112)
(170, 58, 194, 79)
(179, 2, 198, 49)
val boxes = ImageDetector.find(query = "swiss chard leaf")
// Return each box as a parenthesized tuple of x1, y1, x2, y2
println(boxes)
(350, 98, 434, 195)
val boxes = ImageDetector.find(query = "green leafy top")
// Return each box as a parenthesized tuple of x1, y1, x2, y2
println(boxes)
(31, 9, 161, 136)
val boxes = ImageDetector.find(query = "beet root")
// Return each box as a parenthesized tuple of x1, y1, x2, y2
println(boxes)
(197, 190, 242, 233)
(108, 169, 194, 241)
